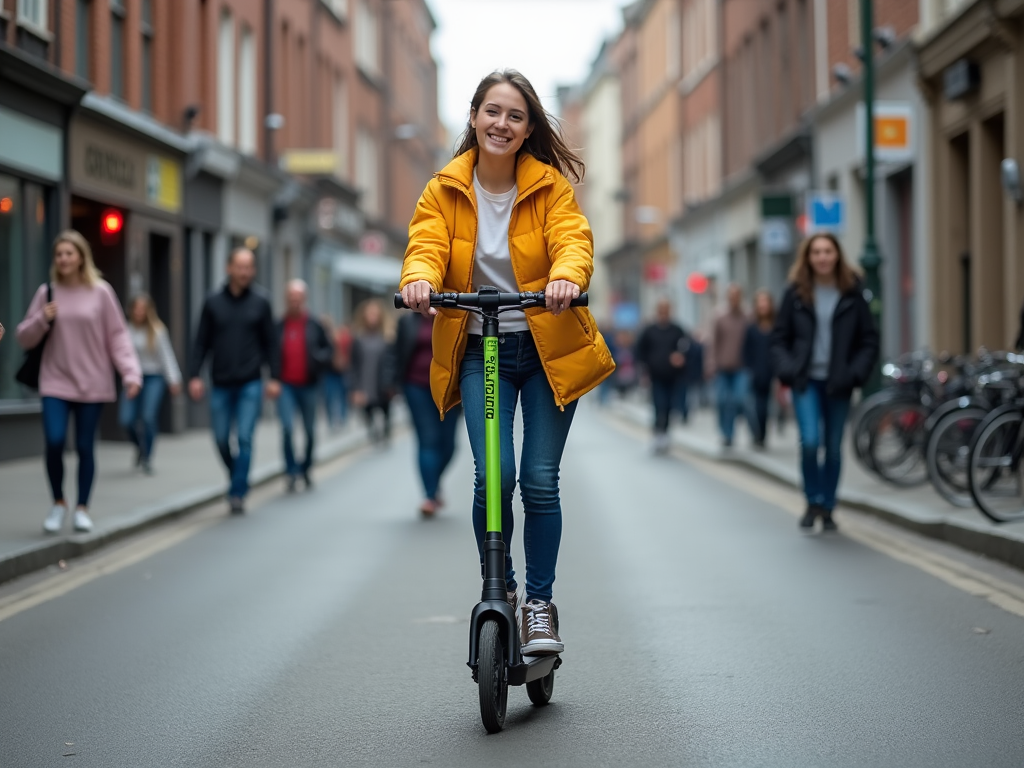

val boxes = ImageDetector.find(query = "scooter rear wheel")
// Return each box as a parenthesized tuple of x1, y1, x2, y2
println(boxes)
(478, 619, 507, 733)
(526, 669, 555, 706)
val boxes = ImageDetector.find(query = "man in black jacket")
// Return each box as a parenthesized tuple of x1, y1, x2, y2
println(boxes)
(276, 279, 333, 491)
(188, 248, 280, 514)
(636, 299, 689, 454)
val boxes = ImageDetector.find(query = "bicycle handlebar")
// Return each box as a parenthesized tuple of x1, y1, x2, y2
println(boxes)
(393, 289, 589, 311)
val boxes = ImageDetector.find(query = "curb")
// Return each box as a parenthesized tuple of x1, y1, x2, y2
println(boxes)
(0, 430, 372, 587)
(612, 404, 1024, 572)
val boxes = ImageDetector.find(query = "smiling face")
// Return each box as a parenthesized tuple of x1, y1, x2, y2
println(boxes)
(54, 240, 83, 281)
(471, 82, 534, 161)
(808, 236, 839, 281)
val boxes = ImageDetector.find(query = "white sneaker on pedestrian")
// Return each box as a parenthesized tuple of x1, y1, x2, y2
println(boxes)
(73, 509, 94, 533)
(43, 504, 67, 534)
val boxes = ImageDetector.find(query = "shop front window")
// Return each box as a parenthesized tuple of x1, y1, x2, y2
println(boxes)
(0, 174, 53, 401)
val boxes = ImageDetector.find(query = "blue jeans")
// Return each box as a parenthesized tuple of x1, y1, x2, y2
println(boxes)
(793, 379, 851, 511)
(321, 372, 348, 426)
(460, 332, 577, 604)
(716, 370, 750, 442)
(41, 397, 104, 507)
(210, 380, 263, 499)
(404, 383, 461, 500)
(118, 374, 167, 461)
(651, 377, 681, 434)
(278, 383, 318, 477)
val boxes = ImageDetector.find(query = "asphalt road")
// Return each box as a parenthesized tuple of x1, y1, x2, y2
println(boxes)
(2, 404, 1023, 767)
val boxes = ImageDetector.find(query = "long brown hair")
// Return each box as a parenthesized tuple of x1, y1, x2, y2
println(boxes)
(128, 293, 166, 351)
(453, 69, 586, 183)
(51, 229, 103, 286)
(752, 288, 776, 327)
(788, 233, 860, 304)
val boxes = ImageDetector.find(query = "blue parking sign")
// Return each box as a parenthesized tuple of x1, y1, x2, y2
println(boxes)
(807, 192, 845, 233)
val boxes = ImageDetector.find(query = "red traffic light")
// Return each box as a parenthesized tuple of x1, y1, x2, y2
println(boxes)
(101, 209, 124, 235)
(686, 272, 709, 294)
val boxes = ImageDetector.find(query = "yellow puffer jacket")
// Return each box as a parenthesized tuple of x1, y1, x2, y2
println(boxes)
(400, 149, 616, 416)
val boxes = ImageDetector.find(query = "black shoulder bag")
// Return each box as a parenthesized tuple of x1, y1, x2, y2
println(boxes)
(15, 283, 53, 390)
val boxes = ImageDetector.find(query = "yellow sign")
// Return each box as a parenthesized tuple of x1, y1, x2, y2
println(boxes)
(280, 149, 338, 175)
(147, 156, 181, 212)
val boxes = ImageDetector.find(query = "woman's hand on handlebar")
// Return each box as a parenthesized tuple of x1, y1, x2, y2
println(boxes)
(545, 280, 580, 316)
(401, 280, 436, 317)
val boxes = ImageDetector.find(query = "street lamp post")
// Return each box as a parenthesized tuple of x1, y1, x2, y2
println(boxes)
(860, 0, 883, 391)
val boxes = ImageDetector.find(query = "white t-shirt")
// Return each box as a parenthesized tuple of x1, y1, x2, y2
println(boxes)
(468, 170, 528, 334)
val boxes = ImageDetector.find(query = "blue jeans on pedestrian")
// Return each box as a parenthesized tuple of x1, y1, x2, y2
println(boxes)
(793, 378, 851, 511)
(404, 382, 461, 501)
(460, 332, 577, 605)
(209, 380, 263, 499)
(716, 370, 750, 442)
(321, 371, 348, 426)
(651, 377, 680, 434)
(118, 374, 166, 461)
(278, 383, 318, 478)
(41, 397, 104, 507)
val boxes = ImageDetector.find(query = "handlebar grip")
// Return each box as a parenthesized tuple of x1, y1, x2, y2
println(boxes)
(394, 293, 407, 309)
(570, 292, 589, 308)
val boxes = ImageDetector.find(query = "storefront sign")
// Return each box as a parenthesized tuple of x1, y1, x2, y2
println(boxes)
(857, 102, 914, 163)
(70, 118, 182, 214)
(0, 106, 62, 182)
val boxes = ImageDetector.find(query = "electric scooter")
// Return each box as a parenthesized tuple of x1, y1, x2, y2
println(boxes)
(395, 286, 588, 733)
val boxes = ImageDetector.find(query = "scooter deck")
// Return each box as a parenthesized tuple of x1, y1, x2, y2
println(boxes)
(508, 654, 561, 686)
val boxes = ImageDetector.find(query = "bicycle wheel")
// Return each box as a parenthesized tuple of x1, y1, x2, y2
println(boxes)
(968, 409, 1024, 523)
(851, 392, 900, 472)
(869, 401, 930, 487)
(925, 407, 988, 507)
(477, 619, 508, 733)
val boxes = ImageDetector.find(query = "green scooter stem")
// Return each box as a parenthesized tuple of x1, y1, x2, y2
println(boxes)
(481, 313, 507, 604)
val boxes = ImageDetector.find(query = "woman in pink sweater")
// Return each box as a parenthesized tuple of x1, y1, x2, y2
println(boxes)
(17, 230, 142, 535)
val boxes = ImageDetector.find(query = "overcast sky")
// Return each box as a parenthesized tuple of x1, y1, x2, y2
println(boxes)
(426, 0, 631, 141)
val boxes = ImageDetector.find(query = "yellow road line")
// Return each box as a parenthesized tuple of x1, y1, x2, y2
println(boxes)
(607, 411, 1024, 621)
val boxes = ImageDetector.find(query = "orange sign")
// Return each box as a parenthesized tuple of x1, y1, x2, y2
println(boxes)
(876, 116, 909, 150)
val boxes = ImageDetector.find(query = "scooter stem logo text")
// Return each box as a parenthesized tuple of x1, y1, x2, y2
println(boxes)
(485, 355, 497, 420)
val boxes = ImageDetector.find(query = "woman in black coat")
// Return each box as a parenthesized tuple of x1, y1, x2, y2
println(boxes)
(770, 233, 879, 532)
(743, 289, 776, 449)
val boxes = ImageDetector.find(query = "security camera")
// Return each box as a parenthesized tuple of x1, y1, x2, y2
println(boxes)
(1001, 158, 1023, 204)
(874, 26, 897, 49)
(833, 63, 853, 86)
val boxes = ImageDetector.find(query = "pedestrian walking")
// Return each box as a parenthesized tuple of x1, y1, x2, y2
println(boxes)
(712, 284, 751, 448)
(636, 298, 688, 453)
(771, 233, 879, 531)
(276, 280, 333, 492)
(609, 329, 639, 399)
(396, 310, 463, 517)
(743, 289, 776, 449)
(349, 299, 396, 446)
(319, 315, 351, 429)
(119, 293, 182, 473)
(16, 230, 142, 534)
(187, 248, 280, 515)
(400, 69, 615, 655)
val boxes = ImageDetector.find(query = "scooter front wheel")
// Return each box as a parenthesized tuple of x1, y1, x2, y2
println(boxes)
(526, 669, 555, 706)
(477, 619, 508, 733)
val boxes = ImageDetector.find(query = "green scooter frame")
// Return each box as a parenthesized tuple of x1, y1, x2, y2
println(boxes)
(395, 286, 588, 733)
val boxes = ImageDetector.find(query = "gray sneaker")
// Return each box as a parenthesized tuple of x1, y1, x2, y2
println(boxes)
(520, 600, 563, 656)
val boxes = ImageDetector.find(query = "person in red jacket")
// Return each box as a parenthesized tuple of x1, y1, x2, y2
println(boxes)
(276, 280, 333, 491)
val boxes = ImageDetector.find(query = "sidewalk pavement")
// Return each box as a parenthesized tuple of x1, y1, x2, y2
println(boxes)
(0, 412, 393, 585)
(608, 394, 1024, 571)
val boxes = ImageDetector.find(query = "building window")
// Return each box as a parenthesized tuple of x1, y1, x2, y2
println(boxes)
(110, 0, 127, 100)
(354, 0, 379, 77)
(16, 0, 47, 30)
(238, 25, 257, 154)
(356, 127, 379, 218)
(333, 75, 349, 178)
(0, 174, 52, 401)
(141, 0, 154, 112)
(76, 0, 92, 80)
(217, 9, 235, 146)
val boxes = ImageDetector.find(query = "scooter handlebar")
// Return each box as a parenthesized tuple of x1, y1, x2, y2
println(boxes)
(393, 290, 589, 310)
